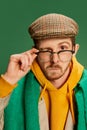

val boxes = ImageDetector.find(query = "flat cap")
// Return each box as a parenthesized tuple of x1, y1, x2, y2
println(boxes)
(28, 13, 79, 40)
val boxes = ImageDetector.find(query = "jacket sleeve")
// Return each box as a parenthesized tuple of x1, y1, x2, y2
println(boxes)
(0, 95, 11, 130)
(0, 76, 17, 130)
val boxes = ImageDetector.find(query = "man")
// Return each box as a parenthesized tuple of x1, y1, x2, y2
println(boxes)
(0, 13, 87, 130)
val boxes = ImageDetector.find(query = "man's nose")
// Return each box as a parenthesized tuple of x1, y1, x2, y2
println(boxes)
(51, 53, 59, 63)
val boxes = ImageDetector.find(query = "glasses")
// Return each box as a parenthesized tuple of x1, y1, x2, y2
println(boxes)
(36, 49, 75, 62)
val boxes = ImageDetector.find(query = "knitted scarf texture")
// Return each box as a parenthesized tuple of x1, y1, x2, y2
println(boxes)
(4, 71, 40, 130)
(4, 56, 87, 130)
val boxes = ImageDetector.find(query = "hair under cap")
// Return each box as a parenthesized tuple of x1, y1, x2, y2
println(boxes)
(28, 13, 79, 40)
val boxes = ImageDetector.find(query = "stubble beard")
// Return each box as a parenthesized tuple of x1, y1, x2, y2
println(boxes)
(44, 63, 70, 81)
(43, 64, 63, 80)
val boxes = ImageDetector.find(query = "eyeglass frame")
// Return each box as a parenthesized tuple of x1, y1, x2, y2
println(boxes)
(35, 49, 75, 62)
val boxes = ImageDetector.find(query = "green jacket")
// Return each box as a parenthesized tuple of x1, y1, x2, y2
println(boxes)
(4, 69, 87, 130)
(74, 69, 87, 130)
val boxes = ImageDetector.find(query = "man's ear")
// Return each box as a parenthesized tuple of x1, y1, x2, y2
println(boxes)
(73, 44, 79, 56)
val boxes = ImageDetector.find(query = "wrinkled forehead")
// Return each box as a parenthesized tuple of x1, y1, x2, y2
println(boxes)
(34, 37, 73, 49)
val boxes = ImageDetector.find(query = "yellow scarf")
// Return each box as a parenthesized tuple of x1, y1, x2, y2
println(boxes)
(31, 57, 84, 130)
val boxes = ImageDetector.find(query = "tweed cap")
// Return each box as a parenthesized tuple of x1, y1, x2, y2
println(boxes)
(28, 13, 79, 40)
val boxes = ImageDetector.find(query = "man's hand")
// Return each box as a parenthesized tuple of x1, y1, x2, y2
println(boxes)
(2, 48, 38, 84)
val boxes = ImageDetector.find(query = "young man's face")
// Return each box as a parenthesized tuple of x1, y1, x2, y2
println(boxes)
(36, 38, 78, 81)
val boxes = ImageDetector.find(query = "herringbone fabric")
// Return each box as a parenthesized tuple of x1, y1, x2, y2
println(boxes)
(28, 13, 78, 40)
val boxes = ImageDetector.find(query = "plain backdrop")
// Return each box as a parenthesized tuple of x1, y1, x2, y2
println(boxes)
(0, 0, 87, 74)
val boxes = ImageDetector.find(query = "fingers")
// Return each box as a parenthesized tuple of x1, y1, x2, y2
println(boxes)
(24, 48, 39, 60)
(10, 48, 39, 71)
(23, 48, 39, 60)
(20, 54, 30, 71)
(22, 48, 39, 71)
(28, 48, 39, 53)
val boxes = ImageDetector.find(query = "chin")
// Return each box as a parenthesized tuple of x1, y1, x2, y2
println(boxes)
(46, 73, 62, 80)
(47, 76, 60, 81)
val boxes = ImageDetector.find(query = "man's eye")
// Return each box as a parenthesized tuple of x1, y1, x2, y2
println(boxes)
(60, 46, 67, 50)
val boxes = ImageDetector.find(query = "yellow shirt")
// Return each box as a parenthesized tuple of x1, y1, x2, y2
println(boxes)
(31, 56, 84, 130)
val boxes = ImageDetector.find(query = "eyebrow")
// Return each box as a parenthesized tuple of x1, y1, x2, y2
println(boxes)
(39, 42, 71, 49)
(58, 41, 71, 46)
(39, 48, 53, 51)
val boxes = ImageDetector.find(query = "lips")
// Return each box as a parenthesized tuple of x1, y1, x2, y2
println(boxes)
(47, 64, 61, 69)
(47, 67, 60, 71)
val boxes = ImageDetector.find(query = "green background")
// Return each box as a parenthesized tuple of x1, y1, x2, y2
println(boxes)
(0, 0, 87, 74)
